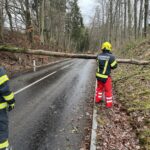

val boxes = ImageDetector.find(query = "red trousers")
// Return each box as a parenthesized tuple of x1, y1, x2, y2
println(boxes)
(95, 76, 113, 108)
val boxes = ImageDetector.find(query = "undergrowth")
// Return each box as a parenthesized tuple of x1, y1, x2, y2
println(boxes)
(113, 38, 150, 150)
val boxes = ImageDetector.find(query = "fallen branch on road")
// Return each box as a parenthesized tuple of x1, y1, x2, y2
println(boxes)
(0, 45, 149, 65)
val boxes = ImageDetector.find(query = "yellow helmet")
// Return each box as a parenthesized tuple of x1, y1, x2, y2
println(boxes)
(101, 42, 112, 51)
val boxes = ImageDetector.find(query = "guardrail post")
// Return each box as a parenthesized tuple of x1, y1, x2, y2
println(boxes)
(33, 59, 36, 72)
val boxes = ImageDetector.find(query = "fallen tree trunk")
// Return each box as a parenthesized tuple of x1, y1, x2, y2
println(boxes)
(0, 45, 149, 65)
(117, 58, 150, 65)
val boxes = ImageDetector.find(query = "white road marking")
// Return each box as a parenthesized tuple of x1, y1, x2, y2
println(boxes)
(36, 59, 70, 68)
(90, 81, 98, 150)
(60, 64, 71, 70)
(14, 62, 72, 95)
(14, 71, 57, 95)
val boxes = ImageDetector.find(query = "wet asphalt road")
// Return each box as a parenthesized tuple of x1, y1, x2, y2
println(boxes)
(9, 59, 96, 150)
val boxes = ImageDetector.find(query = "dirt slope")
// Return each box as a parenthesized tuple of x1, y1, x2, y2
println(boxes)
(0, 51, 61, 77)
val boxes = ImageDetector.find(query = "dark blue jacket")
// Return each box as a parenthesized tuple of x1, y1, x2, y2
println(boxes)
(96, 50, 117, 82)
(0, 67, 15, 110)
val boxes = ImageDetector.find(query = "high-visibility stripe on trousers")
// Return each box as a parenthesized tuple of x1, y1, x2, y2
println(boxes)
(0, 109, 9, 150)
(95, 90, 102, 103)
(95, 76, 113, 108)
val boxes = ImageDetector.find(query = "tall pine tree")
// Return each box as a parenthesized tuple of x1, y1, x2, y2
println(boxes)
(66, 0, 89, 51)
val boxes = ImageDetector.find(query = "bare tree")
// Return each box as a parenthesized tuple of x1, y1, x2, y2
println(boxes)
(127, 0, 132, 39)
(134, 0, 138, 39)
(144, 0, 149, 37)
(1, 0, 149, 52)
(39, 0, 45, 44)
(25, 0, 33, 43)
(89, 0, 150, 51)
(0, 0, 4, 40)
(124, 0, 127, 39)
(109, 0, 113, 42)
(5, 0, 13, 32)
(138, 0, 144, 36)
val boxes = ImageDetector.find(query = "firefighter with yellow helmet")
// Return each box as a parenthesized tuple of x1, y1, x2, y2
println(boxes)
(0, 67, 15, 150)
(95, 42, 117, 108)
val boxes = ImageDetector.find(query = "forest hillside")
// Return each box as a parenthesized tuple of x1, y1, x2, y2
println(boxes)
(113, 39, 150, 150)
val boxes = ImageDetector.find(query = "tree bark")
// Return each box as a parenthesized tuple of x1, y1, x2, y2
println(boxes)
(124, 0, 127, 39)
(117, 58, 150, 65)
(25, 0, 33, 43)
(109, 0, 113, 42)
(144, 0, 149, 37)
(0, 0, 4, 40)
(138, 0, 144, 36)
(134, 0, 137, 39)
(0, 45, 149, 65)
(5, 0, 13, 32)
(40, 0, 45, 44)
(128, 0, 132, 39)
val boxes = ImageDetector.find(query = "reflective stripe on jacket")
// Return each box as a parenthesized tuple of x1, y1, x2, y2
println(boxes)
(96, 50, 117, 82)
(0, 67, 15, 110)
(0, 140, 9, 149)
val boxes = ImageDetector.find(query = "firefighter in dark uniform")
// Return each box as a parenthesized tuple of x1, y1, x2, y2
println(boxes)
(0, 67, 15, 150)
(95, 42, 117, 108)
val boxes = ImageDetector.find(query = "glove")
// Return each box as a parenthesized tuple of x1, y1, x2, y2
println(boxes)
(8, 103, 15, 111)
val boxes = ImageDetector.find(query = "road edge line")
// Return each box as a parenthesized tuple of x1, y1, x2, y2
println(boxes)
(14, 71, 57, 95)
(90, 80, 97, 150)
(36, 58, 70, 69)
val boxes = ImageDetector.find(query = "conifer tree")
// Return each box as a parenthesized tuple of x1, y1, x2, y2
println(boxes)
(66, 0, 89, 51)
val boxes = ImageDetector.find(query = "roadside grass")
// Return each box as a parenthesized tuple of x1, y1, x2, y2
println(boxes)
(114, 38, 150, 149)
(116, 36, 150, 60)
(113, 64, 150, 150)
